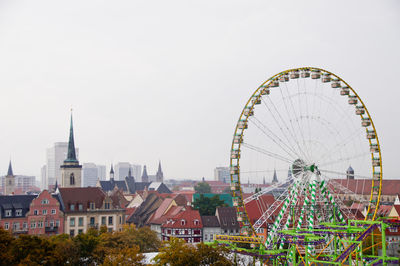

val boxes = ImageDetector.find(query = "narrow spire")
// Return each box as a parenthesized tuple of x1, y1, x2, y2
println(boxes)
(65, 112, 78, 163)
(157, 160, 162, 173)
(128, 167, 132, 177)
(272, 169, 278, 183)
(110, 164, 114, 181)
(7, 160, 13, 176)
(142, 165, 149, 182)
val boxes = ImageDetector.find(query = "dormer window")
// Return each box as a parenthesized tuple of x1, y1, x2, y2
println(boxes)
(194, 219, 199, 226)
(89, 202, 95, 210)
(105, 203, 110, 209)
(181, 219, 186, 226)
(5, 210, 12, 217)
(15, 209, 22, 216)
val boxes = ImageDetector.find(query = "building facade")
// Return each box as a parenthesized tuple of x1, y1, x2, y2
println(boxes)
(58, 187, 125, 236)
(161, 208, 203, 243)
(214, 167, 230, 183)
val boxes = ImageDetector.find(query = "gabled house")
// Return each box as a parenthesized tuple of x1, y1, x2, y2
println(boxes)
(127, 193, 163, 227)
(161, 208, 202, 243)
(57, 187, 125, 236)
(0, 195, 36, 234)
(201, 215, 221, 242)
(216, 207, 240, 236)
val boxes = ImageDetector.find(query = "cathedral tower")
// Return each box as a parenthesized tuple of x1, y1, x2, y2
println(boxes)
(4, 161, 15, 195)
(156, 161, 164, 182)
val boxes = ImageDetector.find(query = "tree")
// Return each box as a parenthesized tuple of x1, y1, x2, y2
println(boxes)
(102, 245, 144, 266)
(10, 234, 55, 265)
(49, 234, 80, 265)
(73, 228, 103, 265)
(194, 182, 211, 194)
(193, 194, 227, 216)
(0, 228, 14, 266)
(154, 238, 232, 266)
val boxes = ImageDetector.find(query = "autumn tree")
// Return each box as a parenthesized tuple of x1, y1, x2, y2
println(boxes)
(0, 228, 13, 266)
(154, 238, 233, 266)
(102, 245, 144, 266)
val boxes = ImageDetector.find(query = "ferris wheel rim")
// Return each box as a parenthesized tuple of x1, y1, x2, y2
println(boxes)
(230, 67, 382, 238)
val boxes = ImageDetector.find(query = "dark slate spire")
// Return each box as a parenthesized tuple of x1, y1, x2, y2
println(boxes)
(128, 167, 132, 177)
(65, 113, 78, 163)
(7, 160, 13, 176)
(110, 164, 114, 181)
(272, 169, 278, 184)
(156, 160, 164, 182)
(142, 165, 149, 182)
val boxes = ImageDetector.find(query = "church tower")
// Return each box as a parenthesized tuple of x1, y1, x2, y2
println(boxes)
(142, 165, 149, 182)
(4, 161, 15, 195)
(272, 169, 278, 184)
(156, 161, 164, 182)
(60, 113, 82, 187)
(346, 166, 354, 180)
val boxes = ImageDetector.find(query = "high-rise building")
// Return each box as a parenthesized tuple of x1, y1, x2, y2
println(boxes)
(83, 163, 99, 187)
(113, 162, 141, 181)
(214, 167, 230, 183)
(97, 165, 106, 181)
(44, 142, 79, 189)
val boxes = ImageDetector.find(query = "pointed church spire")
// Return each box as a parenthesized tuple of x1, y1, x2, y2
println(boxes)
(156, 160, 163, 182)
(272, 169, 278, 184)
(110, 164, 114, 180)
(65, 112, 78, 163)
(142, 165, 149, 182)
(128, 167, 132, 177)
(7, 160, 13, 176)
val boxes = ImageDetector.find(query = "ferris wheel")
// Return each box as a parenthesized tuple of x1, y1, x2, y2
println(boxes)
(230, 67, 382, 247)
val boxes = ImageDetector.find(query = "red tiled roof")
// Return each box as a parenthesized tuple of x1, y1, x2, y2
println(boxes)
(59, 187, 106, 211)
(162, 208, 202, 229)
(150, 198, 174, 222)
(151, 206, 184, 225)
(331, 179, 400, 195)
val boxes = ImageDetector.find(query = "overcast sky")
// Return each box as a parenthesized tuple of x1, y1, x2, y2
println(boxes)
(0, 0, 399, 181)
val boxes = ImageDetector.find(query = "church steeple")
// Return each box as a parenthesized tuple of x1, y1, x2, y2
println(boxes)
(272, 169, 278, 184)
(142, 165, 149, 183)
(60, 112, 82, 188)
(7, 160, 13, 176)
(65, 113, 78, 163)
(110, 164, 115, 181)
(156, 160, 163, 182)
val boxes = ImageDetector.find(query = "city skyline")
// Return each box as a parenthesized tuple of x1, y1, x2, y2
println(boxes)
(0, 1, 399, 180)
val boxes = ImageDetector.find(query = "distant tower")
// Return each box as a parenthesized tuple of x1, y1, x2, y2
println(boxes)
(110, 164, 115, 181)
(272, 169, 278, 184)
(128, 167, 134, 181)
(4, 161, 15, 195)
(60, 113, 82, 187)
(263, 176, 266, 185)
(156, 161, 164, 182)
(142, 165, 149, 182)
(346, 166, 354, 180)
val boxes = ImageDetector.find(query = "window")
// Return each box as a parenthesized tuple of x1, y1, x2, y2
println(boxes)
(105, 203, 110, 209)
(5, 210, 12, 217)
(78, 229, 83, 234)
(181, 219, 186, 226)
(70, 218, 75, 227)
(119, 216, 122, 224)
(4, 223, 9, 230)
(70, 173, 75, 185)
(78, 204, 83, 211)
(210, 234, 213, 240)
(34, 210, 38, 215)
(194, 219, 199, 225)
(16, 209, 22, 216)
(23, 222, 28, 229)
(38, 221, 43, 228)
(101, 217, 106, 225)
(90, 217, 95, 225)
(89, 202, 95, 210)
(70, 230, 75, 237)
(50, 221, 54, 227)
(108, 228, 112, 233)
(56, 220, 60, 227)
(108, 216, 113, 225)
(70, 204, 75, 211)
(205, 234, 208, 240)
(51, 209, 56, 214)
(31, 222, 36, 228)
(41, 199, 49, 204)
(42, 209, 47, 215)
(78, 217, 84, 227)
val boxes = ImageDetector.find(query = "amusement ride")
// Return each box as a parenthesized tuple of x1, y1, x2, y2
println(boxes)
(214, 67, 399, 265)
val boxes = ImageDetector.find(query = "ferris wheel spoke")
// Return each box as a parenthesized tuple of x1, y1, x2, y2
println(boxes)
(242, 142, 293, 164)
(319, 169, 372, 180)
(262, 97, 305, 160)
(243, 176, 294, 204)
(318, 152, 370, 168)
(274, 83, 311, 162)
(248, 116, 299, 159)
(282, 81, 313, 161)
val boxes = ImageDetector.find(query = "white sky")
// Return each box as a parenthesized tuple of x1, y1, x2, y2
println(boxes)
(0, 0, 399, 181)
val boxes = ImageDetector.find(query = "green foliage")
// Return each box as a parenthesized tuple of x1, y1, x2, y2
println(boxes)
(0, 224, 161, 266)
(154, 238, 232, 266)
(194, 182, 211, 194)
(192, 194, 227, 216)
